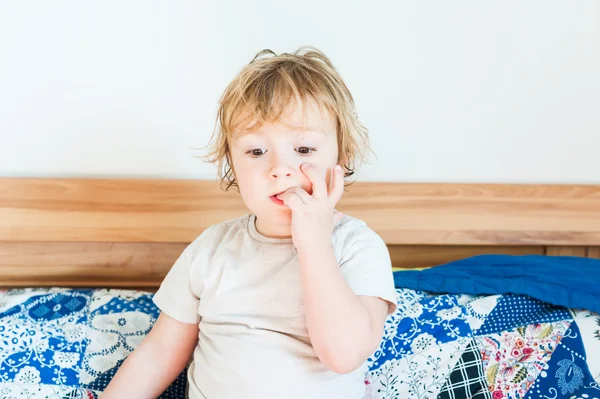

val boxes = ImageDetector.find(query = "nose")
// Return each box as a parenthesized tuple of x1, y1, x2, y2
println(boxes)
(269, 157, 296, 180)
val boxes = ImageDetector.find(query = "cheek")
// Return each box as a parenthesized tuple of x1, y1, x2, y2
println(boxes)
(237, 178, 263, 210)
(234, 163, 266, 200)
(235, 160, 264, 182)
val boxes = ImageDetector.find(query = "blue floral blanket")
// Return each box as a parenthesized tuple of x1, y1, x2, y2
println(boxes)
(365, 289, 599, 399)
(364, 255, 600, 398)
(0, 255, 598, 398)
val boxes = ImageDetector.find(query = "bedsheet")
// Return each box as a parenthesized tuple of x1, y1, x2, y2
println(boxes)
(0, 255, 598, 398)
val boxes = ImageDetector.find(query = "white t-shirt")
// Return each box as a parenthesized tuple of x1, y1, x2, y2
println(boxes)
(152, 214, 397, 399)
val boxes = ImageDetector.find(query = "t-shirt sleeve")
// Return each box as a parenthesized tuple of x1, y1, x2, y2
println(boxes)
(339, 226, 398, 315)
(152, 239, 202, 325)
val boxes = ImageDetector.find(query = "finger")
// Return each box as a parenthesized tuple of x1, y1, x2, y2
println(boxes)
(301, 164, 327, 199)
(279, 192, 304, 211)
(328, 165, 345, 203)
(277, 187, 312, 204)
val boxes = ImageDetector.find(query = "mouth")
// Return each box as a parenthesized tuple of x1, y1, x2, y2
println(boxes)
(270, 190, 286, 206)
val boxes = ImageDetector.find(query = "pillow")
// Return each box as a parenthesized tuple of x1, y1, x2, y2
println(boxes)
(0, 288, 187, 399)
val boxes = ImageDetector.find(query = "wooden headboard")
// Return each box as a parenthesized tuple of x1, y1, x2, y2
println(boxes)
(1, 178, 599, 289)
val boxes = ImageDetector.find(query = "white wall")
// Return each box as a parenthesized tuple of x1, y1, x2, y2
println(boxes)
(1, 1, 599, 183)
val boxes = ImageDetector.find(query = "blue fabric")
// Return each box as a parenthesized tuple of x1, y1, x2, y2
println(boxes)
(393, 255, 600, 314)
(523, 322, 598, 398)
(0, 288, 186, 399)
(2, 286, 598, 398)
(474, 294, 571, 336)
(368, 290, 476, 371)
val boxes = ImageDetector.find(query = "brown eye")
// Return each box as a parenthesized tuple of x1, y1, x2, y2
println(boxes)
(295, 147, 316, 155)
(247, 149, 266, 157)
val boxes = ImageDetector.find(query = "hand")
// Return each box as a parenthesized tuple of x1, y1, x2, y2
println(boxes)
(276, 164, 345, 252)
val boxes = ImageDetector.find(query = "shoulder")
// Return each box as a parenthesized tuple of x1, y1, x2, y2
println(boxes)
(185, 214, 252, 256)
(333, 214, 382, 243)
(332, 214, 388, 254)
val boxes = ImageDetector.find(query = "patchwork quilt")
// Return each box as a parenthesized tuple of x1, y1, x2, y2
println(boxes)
(0, 255, 598, 398)
(0, 288, 187, 399)
(365, 289, 600, 399)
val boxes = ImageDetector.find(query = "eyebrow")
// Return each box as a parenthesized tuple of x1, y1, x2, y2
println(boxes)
(232, 130, 329, 151)
(235, 128, 329, 139)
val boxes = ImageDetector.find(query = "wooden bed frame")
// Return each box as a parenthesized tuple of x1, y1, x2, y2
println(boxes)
(1, 178, 599, 290)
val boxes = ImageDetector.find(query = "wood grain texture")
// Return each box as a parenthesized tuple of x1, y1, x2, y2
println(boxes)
(546, 246, 588, 257)
(0, 242, 547, 288)
(0, 178, 246, 243)
(1, 178, 599, 245)
(389, 245, 545, 269)
(587, 247, 600, 259)
(0, 242, 185, 288)
(339, 183, 600, 246)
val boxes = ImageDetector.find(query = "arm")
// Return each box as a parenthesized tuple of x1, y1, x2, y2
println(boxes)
(298, 246, 389, 374)
(277, 164, 391, 374)
(100, 312, 198, 399)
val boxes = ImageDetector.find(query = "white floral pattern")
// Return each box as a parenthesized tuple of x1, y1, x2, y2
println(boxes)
(14, 366, 41, 384)
(478, 320, 571, 398)
(0, 382, 97, 398)
(53, 352, 80, 369)
(437, 307, 463, 321)
(0, 288, 187, 399)
(366, 338, 471, 398)
(410, 333, 438, 353)
(0, 286, 595, 399)
(572, 310, 600, 381)
(369, 289, 497, 370)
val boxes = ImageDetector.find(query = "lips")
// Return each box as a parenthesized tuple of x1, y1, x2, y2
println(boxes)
(270, 190, 287, 206)
(270, 194, 285, 206)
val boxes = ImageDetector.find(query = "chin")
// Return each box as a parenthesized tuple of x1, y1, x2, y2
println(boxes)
(253, 206, 291, 223)
(274, 209, 292, 224)
(259, 207, 290, 226)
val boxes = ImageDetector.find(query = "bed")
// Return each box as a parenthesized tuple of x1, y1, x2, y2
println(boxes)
(1, 178, 599, 398)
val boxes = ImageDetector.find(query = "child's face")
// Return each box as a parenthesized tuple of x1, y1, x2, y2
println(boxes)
(230, 100, 340, 238)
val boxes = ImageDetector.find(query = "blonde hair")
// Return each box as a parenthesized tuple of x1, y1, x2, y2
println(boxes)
(203, 46, 371, 190)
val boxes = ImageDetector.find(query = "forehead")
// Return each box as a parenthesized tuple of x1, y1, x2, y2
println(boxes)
(233, 97, 337, 136)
